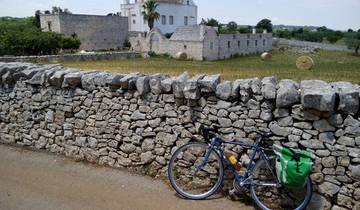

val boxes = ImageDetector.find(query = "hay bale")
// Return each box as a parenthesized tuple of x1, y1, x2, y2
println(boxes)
(261, 52, 272, 61)
(296, 56, 314, 70)
(175, 52, 187, 60)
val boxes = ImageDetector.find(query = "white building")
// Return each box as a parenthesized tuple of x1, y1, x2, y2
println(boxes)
(121, 0, 197, 34)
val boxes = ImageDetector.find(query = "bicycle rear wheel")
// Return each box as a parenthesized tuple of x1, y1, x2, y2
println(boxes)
(168, 142, 224, 200)
(250, 157, 313, 210)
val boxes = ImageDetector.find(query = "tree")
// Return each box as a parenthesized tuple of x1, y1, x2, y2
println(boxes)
(255, 19, 273, 32)
(358, 29, 360, 33)
(348, 29, 354, 33)
(227, 21, 238, 32)
(51, 6, 71, 14)
(317, 26, 329, 32)
(345, 32, 360, 55)
(200, 18, 220, 27)
(142, 0, 160, 30)
(33, 10, 41, 28)
(238, 26, 251, 34)
(326, 30, 343, 44)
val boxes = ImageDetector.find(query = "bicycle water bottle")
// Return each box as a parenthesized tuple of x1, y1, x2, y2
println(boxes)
(225, 151, 242, 172)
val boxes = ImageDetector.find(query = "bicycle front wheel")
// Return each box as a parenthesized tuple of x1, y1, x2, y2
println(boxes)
(168, 142, 224, 200)
(250, 157, 313, 210)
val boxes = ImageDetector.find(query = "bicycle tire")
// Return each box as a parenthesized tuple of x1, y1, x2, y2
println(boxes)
(250, 157, 313, 210)
(168, 142, 224, 200)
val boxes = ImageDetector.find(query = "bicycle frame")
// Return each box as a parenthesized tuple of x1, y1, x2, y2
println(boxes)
(197, 135, 278, 188)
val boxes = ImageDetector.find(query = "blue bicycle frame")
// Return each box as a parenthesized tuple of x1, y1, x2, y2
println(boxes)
(197, 135, 276, 187)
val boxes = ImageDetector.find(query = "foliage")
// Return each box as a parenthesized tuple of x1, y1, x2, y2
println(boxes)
(200, 18, 220, 27)
(345, 32, 360, 55)
(274, 26, 347, 44)
(142, 0, 160, 30)
(238, 26, 252, 34)
(256, 19, 273, 33)
(51, 6, 72, 14)
(62, 34, 81, 50)
(33, 10, 41, 28)
(123, 39, 131, 48)
(63, 49, 360, 83)
(226, 21, 238, 33)
(0, 17, 80, 56)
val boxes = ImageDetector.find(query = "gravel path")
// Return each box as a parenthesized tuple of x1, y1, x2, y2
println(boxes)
(0, 144, 254, 210)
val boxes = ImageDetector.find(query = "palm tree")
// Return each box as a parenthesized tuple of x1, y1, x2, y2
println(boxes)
(142, 0, 160, 30)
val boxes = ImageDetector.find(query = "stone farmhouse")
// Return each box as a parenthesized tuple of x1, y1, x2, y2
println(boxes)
(39, 0, 272, 60)
(40, 14, 128, 51)
(130, 25, 273, 60)
(121, 0, 197, 34)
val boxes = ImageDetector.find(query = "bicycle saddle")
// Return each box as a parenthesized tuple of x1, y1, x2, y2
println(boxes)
(255, 130, 274, 138)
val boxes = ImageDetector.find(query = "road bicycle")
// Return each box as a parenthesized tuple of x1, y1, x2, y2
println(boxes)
(168, 125, 313, 210)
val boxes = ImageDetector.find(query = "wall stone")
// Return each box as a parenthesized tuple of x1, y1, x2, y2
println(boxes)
(0, 51, 140, 63)
(1, 62, 360, 209)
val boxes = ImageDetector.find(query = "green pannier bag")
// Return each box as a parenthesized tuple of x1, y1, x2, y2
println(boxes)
(273, 144, 314, 188)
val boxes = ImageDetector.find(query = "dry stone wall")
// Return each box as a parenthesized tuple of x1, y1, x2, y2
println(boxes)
(1, 62, 360, 210)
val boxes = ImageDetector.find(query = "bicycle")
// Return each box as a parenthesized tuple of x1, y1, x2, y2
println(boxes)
(168, 125, 313, 210)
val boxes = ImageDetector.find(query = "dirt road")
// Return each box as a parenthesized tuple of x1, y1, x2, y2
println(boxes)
(0, 144, 254, 210)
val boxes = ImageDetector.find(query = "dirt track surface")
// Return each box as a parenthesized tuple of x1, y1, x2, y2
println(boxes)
(0, 144, 254, 210)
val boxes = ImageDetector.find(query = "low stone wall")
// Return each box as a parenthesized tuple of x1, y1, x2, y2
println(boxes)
(0, 51, 140, 63)
(274, 38, 352, 52)
(1, 62, 360, 210)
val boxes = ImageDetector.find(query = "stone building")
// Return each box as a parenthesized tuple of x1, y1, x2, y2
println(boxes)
(121, 0, 197, 33)
(40, 14, 129, 51)
(130, 25, 273, 60)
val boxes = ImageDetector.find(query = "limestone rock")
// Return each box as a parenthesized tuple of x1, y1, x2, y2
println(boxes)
(313, 119, 336, 132)
(216, 81, 232, 100)
(332, 81, 359, 114)
(172, 72, 188, 98)
(198, 74, 221, 93)
(276, 80, 300, 108)
(261, 76, 277, 100)
(318, 181, 341, 197)
(301, 80, 336, 112)
(184, 74, 204, 100)
(269, 122, 292, 136)
(136, 76, 150, 95)
(62, 72, 83, 88)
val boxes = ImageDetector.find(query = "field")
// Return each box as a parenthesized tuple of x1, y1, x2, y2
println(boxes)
(61, 50, 360, 83)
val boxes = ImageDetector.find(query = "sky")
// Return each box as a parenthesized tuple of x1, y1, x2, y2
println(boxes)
(0, 0, 359, 31)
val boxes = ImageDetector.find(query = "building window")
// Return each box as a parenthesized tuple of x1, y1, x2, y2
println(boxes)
(238, 41, 240, 48)
(228, 41, 231, 49)
(263, 39, 266, 46)
(233, 35, 236, 39)
(184, 45, 187, 50)
(247, 34, 250, 39)
(184, 16, 188, 25)
(133, 19, 136, 24)
(260, 34, 262, 38)
(47, 21, 52, 31)
(247, 40, 250, 48)
(210, 42, 214, 50)
(255, 40, 258, 46)
(161, 15, 166, 25)
(169, 16, 174, 25)
(187, 0, 190, 5)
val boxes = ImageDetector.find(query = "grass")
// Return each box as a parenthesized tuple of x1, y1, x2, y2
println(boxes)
(60, 49, 360, 83)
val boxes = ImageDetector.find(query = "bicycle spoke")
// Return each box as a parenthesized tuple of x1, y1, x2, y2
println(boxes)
(250, 157, 312, 210)
(168, 142, 224, 200)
